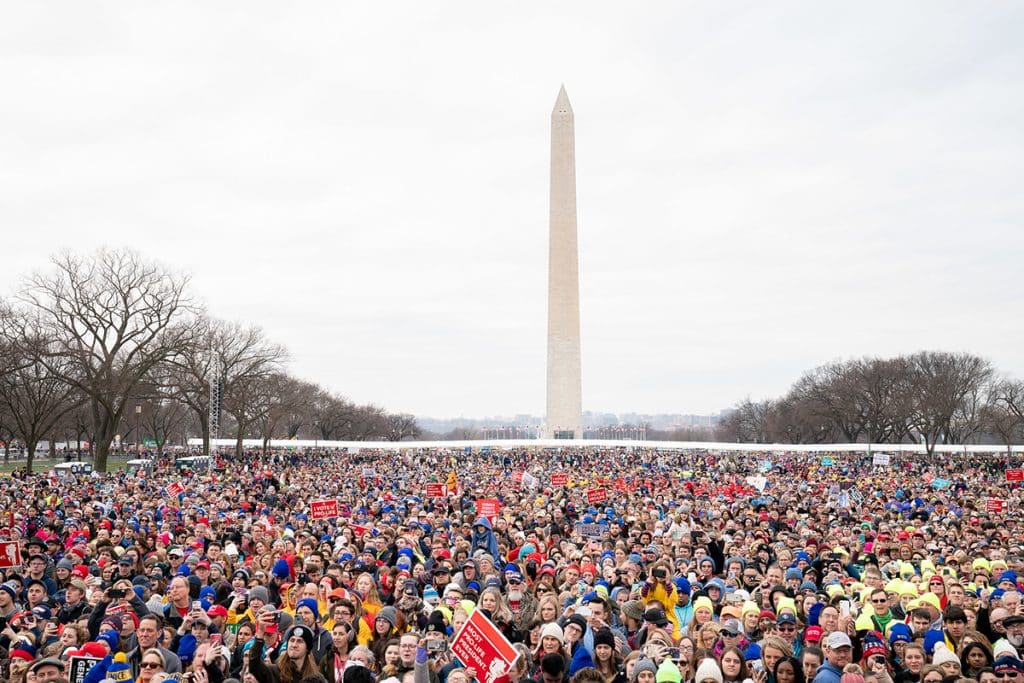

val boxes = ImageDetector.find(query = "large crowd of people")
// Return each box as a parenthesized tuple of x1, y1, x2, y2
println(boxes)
(0, 446, 1022, 683)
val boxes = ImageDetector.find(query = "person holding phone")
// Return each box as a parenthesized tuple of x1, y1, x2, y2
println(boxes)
(641, 562, 681, 640)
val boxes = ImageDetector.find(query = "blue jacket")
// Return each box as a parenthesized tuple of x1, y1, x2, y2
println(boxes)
(813, 662, 843, 683)
(471, 516, 500, 560)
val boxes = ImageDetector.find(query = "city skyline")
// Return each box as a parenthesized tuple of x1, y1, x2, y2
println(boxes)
(1, 4, 1022, 418)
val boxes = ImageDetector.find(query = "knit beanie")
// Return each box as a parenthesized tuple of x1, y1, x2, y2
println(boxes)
(540, 622, 565, 644)
(657, 659, 682, 683)
(296, 598, 320, 620)
(272, 558, 291, 579)
(694, 658, 723, 683)
(633, 658, 658, 683)
(376, 606, 398, 628)
(593, 628, 616, 650)
(932, 644, 961, 668)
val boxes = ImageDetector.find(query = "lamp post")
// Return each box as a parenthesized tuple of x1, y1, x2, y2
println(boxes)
(135, 404, 142, 454)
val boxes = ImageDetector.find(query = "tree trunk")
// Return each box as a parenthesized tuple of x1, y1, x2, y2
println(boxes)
(25, 438, 37, 474)
(49, 436, 56, 461)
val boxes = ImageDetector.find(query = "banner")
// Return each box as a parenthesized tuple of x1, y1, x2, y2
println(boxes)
(986, 499, 1007, 513)
(0, 541, 21, 568)
(522, 471, 539, 489)
(550, 473, 568, 486)
(166, 481, 185, 497)
(451, 609, 520, 683)
(872, 453, 891, 465)
(745, 475, 768, 492)
(585, 488, 608, 504)
(310, 499, 339, 520)
(476, 499, 501, 519)
(1007, 469, 1024, 481)
(69, 657, 102, 683)
(425, 483, 447, 498)
(511, 471, 523, 484)
(361, 467, 376, 479)
(573, 522, 609, 539)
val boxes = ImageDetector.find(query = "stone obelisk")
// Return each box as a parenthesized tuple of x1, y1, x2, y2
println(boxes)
(544, 85, 583, 439)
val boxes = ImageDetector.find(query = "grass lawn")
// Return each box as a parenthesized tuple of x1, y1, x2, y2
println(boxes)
(0, 455, 135, 474)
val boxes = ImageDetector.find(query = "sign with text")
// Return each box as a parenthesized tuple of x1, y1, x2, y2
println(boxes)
(573, 522, 609, 539)
(166, 481, 185, 497)
(451, 608, 520, 683)
(872, 453, 891, 466)
(350, 524, 370, 537)
(0, 541, 21, 568)
(425, 483, 447, 498)
(986, 499, 1007, 513)
(511, 471, 524, 484)
(550, 473, 568, 486)
(361, 467, 376, 479)
(1007, 469, 1024, 482)
(476, 499, 501, 519)
(585, 488, 608, 504)
(69, 657, 102, 683)
(522, 471, 539, 489)
(310, 499, 339, 520)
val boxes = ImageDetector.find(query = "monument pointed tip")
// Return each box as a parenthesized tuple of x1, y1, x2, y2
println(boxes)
(553, 84, 573, 116)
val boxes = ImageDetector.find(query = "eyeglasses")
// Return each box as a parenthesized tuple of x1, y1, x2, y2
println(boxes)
(141, 662, 162, 669)
(995, 674, 1021, 679)
(777, 625, 796, 632)
(871, 598, 888, 603)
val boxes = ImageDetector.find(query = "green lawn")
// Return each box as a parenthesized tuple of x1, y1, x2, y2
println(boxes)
(0, 454, 135, 474)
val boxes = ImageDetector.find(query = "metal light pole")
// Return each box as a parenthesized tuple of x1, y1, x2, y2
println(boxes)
(135, 404, 142, 454)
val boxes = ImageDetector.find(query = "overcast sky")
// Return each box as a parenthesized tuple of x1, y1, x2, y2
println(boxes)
(2, 4, 1022, 419)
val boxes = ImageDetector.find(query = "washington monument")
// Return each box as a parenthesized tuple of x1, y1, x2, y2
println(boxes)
(545, 85, 583, 439)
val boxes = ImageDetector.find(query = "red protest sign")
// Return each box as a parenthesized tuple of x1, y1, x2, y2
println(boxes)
(613, 478, 628, 493)
(550, 473, 568, 486)
(0, 541, 21, 568)
(476, 499, 501, 519)
(1007, 469, 1024, 481)
(586, 488, 608, 504)
(310, 499, 339, 520)
(451, 609, 520, 683)
(425, 483, 447, 498)
(986, 499, 1007, 513)
(511, 471, 524, 484)
(351, 524, 370, 537)
(166, 481, 185, 497)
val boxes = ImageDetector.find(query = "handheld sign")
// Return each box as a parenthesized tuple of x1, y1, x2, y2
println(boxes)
(451, 609, 520, 683)
(166, 481, 185, 497)
(425, 483, 447, 498)
(585, 488, 608, 504)
(986, 499, 1007, 513)
(1007, 469, 1024, 482)
(0, 541, 21, 568)
(550, 473, 568, 486)
(476, 499, 501, 519)
(310, 499, 339, 520)
(69, 656, 102, 683)
(872, 453, 891, 466)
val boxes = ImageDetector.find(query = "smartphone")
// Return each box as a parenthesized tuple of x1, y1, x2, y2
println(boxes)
(652, 568, 667, 580)
(192, 600, 202, 611)
(210, 633, 222, 646)
(666, 647, 681, 660)
(751, 660, 765, 673)
(108, 588, 126, 599)
(427, 639, 448, 653)
(839, 600, 851, 617)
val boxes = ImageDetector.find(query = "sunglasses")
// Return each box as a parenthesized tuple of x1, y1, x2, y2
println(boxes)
(141, 662, 162, 669)
(995, 674, 1021, 679)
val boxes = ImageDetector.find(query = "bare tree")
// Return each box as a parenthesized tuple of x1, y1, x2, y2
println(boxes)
(0, 307, 83, 472)
(386, 413, 421, 441)
(905, 351, 993, 455)
(310, 390, 358, 440)
(18, 250, 197, 471)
